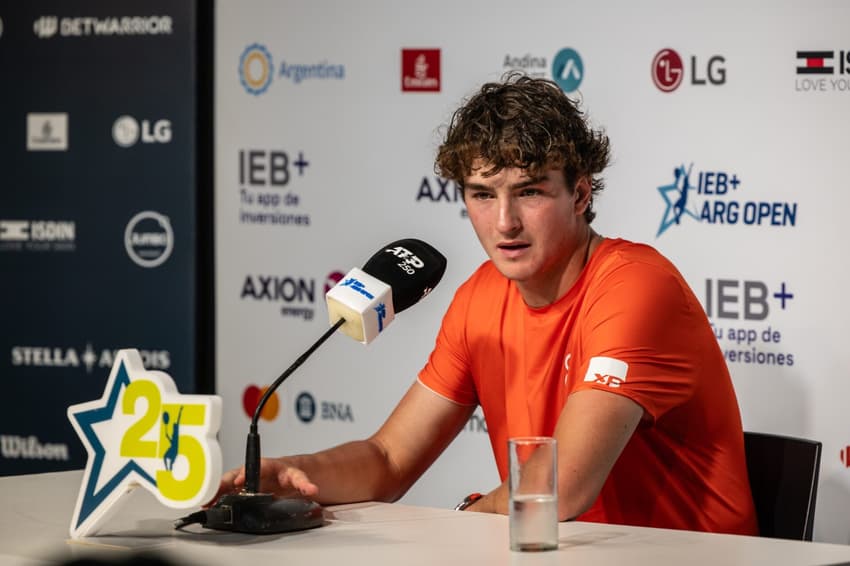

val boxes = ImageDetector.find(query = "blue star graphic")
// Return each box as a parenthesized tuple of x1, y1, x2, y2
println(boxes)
(657, 163, 700, 237)
(68, 360, 156, 531)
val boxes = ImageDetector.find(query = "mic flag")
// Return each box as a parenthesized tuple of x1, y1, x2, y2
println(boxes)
(326, 238, 447, 344)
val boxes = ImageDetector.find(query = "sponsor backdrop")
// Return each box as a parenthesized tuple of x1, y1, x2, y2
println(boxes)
(214, 0, 850, 542)
(0, 2, 200, 475)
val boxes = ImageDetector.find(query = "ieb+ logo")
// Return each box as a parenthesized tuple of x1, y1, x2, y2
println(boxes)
(655, 162, 798, 237)
(66, 349, 222, 538)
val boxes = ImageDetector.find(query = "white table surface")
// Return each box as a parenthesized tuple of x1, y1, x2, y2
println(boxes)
(3, 470, 850, 566)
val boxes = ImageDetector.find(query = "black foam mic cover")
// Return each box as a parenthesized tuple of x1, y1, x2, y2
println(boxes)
(361, 238, 447, 314)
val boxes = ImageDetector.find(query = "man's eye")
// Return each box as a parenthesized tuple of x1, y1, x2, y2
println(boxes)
(519, 188, 542, 197)
(471, 191, 493, 200)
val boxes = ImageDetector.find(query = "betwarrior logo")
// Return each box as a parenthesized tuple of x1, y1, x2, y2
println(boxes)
(33, 15, 172, 38)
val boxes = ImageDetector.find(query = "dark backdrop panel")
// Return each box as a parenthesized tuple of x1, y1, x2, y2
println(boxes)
(0, 1, 199, 475)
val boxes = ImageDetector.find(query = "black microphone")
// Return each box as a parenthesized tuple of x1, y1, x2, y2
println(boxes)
(326, 238, 447, 344)
(178, 239, 446, 534)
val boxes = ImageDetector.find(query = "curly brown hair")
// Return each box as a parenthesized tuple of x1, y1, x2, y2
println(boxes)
(435, 72, 610, 223)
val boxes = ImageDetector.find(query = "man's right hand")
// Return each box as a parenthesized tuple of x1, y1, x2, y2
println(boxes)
(204, 457, 319, 508)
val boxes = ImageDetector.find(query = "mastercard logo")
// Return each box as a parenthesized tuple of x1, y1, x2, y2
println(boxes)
(242, 385, 280, 421)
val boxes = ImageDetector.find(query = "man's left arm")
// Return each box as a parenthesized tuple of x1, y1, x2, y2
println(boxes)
(467, 389, 643, 520)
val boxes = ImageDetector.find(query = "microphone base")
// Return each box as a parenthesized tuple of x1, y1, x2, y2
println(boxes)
(203, 492, 324, 534)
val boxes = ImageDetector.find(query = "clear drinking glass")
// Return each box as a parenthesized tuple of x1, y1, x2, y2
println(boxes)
(508, 436, 558, 552)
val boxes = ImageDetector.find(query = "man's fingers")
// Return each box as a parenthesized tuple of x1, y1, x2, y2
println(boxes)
(280, 467, 319, 497)
(203, 467, 246, 508)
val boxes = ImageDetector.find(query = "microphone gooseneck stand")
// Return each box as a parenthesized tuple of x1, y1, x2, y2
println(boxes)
(176, 319, 345, 534)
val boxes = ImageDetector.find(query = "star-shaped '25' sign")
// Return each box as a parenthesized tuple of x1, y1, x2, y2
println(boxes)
(67, 349, 222, 538)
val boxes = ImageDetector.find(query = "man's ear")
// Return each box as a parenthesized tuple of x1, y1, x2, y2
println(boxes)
(574, 177, 592, 214)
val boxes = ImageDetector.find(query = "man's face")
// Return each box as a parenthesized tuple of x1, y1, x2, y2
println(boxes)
(463, 161, 589, 304)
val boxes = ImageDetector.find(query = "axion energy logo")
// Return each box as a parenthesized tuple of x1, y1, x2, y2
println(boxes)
(401, 48, 440, 92)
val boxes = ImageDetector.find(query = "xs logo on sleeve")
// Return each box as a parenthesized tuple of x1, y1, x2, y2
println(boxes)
(583, 357, 629, 388)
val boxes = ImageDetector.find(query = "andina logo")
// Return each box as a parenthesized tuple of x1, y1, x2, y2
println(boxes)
(656, 163, 798, 237)
(552, 48, 584, 93)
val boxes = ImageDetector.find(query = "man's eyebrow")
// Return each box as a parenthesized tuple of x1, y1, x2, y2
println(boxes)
(463, 175, 548, 191)
(510, 175, 547, 189)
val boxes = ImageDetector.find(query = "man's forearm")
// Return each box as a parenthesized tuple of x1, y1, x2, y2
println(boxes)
(286, 438, 406, 505)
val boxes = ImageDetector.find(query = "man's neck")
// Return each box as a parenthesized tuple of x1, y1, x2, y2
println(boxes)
(517, 229, 602, 308)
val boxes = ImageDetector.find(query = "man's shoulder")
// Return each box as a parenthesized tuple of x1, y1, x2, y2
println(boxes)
(592, 238, 680, 278)
(587, 238, 692, 302)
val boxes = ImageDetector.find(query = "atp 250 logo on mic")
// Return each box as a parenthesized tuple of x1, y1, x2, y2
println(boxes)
(66, 349, 222, 538)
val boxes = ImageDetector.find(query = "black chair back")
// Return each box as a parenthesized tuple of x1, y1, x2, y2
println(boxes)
(743, 431, 822, 541)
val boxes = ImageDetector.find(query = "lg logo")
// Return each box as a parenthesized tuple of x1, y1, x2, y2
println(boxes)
(652, 48, 726, 92)
(112, 115, 172, 147)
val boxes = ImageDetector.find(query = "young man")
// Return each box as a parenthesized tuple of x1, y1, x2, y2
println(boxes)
(214, 73, 758, 535)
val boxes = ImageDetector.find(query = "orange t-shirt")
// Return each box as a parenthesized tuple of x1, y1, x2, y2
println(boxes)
(418, 238, 757, 535)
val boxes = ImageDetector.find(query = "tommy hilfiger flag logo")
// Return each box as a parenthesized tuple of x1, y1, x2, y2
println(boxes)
(796, 51, 834, 74)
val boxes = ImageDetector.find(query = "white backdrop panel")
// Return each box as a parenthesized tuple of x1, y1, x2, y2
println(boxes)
(215, 0, 850, 542)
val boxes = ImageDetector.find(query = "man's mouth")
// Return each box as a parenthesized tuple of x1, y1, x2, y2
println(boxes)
(498, 241, 529, 251)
